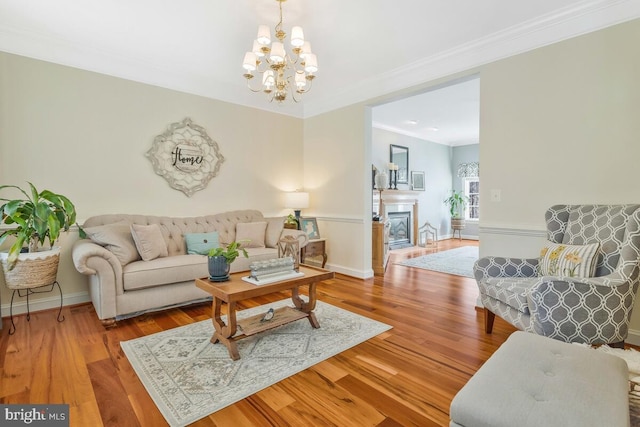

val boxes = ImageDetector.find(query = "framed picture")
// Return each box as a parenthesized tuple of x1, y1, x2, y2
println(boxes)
(300, 217, 320, 239)
(411, 171, 425, 191)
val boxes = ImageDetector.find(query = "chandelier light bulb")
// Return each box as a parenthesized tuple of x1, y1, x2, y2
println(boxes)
(291, 26, 304, 47)
(257, 25, 271, 45)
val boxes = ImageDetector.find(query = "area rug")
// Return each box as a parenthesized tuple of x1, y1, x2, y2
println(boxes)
(121, 299, 392, 426)
(397, 246, 478, 278)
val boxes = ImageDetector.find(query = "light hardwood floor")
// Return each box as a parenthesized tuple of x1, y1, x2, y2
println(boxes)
(0, 239, 519, 426)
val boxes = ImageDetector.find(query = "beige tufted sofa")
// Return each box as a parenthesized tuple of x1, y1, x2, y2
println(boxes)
(72, 210, 308, 325)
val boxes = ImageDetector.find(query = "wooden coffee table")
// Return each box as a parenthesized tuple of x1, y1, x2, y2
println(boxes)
(195, 265, 334, 360)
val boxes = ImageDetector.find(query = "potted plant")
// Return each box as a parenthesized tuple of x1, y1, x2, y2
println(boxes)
(443, 190, 469, 219)
(0, 182, 77, 289)
(207, 241, 249, 282)
(284, 214, 298, 230)
(443, 190, 469, 236)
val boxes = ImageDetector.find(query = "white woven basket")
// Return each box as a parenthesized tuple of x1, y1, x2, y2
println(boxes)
(0, 247, 60, 290)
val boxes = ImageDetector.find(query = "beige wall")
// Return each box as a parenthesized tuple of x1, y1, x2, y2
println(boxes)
(478, 18, 640, 342)
(303, 104, 372, 277)
(4, 18, 640, 339)
(0, 52, 304, 312)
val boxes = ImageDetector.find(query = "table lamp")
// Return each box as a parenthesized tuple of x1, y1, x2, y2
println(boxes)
(284, 191, 309, 229)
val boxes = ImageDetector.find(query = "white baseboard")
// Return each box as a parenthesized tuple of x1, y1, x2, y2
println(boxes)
(627, 329, 640, 346)
(0, 290, 90, 319)
(325, 262, 371, 279)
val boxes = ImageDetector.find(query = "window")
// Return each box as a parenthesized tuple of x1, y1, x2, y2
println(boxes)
(464, 178, 479, 220)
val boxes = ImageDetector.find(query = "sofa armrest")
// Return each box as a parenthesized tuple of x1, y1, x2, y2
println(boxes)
(280, 229, 309, 248)
(529, 276, 635, 344)
(72, 239, 124, 290)
(474, 256, 539, 281)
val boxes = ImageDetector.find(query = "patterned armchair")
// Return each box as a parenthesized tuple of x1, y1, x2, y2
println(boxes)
(474, 205, 640, 346)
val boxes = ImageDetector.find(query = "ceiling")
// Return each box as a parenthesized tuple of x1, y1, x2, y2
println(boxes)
(372, 77, 480, 146)
(0, 0, 638, 133)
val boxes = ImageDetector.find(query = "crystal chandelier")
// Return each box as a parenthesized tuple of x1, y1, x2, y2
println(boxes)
(242, 0, 318, 103)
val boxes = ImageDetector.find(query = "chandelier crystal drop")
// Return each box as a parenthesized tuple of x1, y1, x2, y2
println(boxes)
(242, 0, 317, 103)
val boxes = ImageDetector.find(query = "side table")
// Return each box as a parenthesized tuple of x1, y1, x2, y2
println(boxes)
(301, 238, 327, 268)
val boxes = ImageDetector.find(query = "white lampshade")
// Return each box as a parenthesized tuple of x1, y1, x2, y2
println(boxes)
(304, 53, 318, 73)
(295, 72, 306, 89)
(262, 70, 275, 88)
(284, 191, 309, 209)
(252, 40, 265, 58)
(270, 42, 285, 63)
(300, 41, 312, 59)
(291, 26, 304, 47)
(242, 52, 257, 71)
(257, 25, 271, 45)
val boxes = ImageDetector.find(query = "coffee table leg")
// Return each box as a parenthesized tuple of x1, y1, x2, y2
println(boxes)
(292, 283, 320, 329)
(210, 298, 240, 360)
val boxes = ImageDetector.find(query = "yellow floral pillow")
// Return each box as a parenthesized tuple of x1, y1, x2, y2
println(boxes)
(539, 241, 600, 278)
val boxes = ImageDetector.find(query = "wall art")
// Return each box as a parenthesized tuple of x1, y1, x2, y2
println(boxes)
(146, 117, 225, 197)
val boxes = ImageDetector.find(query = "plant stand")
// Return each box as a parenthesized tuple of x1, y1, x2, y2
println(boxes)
(451, 219, 466, 241)
(8, 281, 64, 335)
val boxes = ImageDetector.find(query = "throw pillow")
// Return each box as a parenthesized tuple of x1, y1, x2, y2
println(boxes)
(185, 231, 220, 255)
(235, 221, 267, 248)
(539, 241, 600, 278)
(264, 217, 285, 248)
(83, 222, 141, 266)
(130, 223, 168, 261)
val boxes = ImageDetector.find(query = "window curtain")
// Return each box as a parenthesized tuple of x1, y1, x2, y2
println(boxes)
(457, 162, 479, 178)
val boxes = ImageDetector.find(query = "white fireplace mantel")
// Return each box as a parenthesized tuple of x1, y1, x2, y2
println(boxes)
(374, 190, 420, 245)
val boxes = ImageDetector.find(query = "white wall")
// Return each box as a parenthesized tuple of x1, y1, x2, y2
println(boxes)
(0, 52, 304, 312)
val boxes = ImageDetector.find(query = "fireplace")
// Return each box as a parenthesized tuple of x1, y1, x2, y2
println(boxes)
(388, 211, 412, 249)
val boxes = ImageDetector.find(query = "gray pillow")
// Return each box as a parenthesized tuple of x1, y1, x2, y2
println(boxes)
(83, 222, 141, 265)
(265, 217, 285, 248)
(130, 224, 169, 261)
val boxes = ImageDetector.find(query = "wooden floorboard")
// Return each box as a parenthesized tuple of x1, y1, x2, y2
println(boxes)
(0, 239, 524, 426)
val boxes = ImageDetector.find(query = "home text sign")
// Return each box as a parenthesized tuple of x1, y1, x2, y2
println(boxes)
(146, 117, 225, 197)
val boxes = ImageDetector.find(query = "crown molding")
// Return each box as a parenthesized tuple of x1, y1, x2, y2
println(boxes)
(0, 23, 306, 119)
(303, 0, 640, 118)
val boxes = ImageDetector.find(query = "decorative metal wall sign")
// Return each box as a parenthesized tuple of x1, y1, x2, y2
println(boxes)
(146, 118, 225, 197)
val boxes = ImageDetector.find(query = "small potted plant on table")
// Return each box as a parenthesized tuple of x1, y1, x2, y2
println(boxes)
(208, 241, 248, 282)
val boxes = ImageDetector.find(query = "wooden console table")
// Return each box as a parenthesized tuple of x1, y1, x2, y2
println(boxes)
(372, 220, 390, 276)
(195, 265, 334, 360)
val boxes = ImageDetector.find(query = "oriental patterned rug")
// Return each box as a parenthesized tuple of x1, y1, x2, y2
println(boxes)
(121, 299, 392, 426)
(397, 246, 478, 278)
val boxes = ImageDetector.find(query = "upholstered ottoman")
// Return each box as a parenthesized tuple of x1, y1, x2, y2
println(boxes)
(450, 331, 629, 427)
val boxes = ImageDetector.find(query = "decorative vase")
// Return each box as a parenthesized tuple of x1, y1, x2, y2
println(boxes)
(208, 255, 230, 282)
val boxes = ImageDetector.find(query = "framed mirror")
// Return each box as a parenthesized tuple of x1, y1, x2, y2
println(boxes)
(390, 144, 409, 184)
